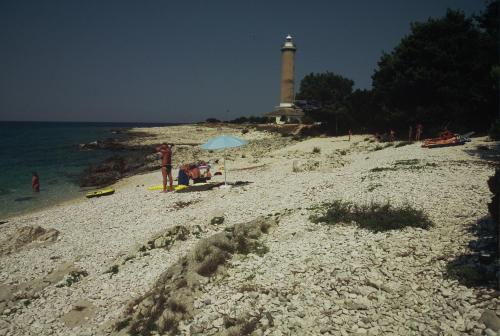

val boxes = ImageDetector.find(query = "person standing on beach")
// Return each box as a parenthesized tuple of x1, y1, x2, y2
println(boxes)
(415, 124, 423, 141)
(32, 172, 40, 192)
(156, 143, 174, 192)
(389, 129, 396, 142)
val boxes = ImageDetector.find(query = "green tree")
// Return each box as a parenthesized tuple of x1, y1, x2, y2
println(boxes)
(477, 0, 500, 122)
(372, 8, 499, 132)
(345, 89, 382, 132)
(296, 72, 354, 134)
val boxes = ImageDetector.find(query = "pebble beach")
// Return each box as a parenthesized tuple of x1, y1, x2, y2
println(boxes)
(0, 124, 498, 336)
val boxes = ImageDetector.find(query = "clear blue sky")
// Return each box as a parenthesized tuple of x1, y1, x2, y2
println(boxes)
(0, 0, 488, 123)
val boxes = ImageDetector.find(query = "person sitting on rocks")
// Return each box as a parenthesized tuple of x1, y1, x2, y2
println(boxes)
(188, 164, 205, 184)
(205, 167, 212, 181)
(178, 164, 190, 186)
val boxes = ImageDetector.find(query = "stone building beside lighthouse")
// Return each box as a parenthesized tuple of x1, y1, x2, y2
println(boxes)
(265, 34, 304, 124)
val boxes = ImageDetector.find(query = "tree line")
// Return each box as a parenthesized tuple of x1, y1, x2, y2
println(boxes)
(296, 2, 499, 137)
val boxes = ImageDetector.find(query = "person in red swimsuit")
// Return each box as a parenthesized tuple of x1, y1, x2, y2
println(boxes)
(32, 172, 40, 192)
(156, 143, 174, 192)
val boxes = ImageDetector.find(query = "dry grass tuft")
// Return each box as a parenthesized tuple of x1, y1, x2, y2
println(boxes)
(172, 200, 197, 210)
(310, 200, 432, 232)
(220, 315, 261, 336)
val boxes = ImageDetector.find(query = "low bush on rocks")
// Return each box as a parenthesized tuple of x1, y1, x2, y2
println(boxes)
(211, 216, 225, 225)
(370, 161, 438, 173)
(104, 265, 119, 277)
(113, 218, 276, 336)
(193, 233, 235, 276)
(310, 200, 433, 232)
(235, 237, 270, 257)
(370, 166, 397, 173)
(172, 200, 197, 210)
(367, 183, 382, 192)
(222, 315, 261, 336)
(395, 141, 414, 147)
(394, 159, 420, 166)
(56, 270, 89, 287)
(142, 225, 190, 251)
(312, 146, 321, 154)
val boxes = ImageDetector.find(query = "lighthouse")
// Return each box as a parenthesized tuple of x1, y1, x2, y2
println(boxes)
(265, 35, 304, 124)
(280, 34, 296, 108)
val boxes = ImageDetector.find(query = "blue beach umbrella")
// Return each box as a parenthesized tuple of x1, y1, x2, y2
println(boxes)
(201, 135, 248, 186)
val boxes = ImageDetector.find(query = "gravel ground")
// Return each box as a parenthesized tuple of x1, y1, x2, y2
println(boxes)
(0, 126, 498, 336)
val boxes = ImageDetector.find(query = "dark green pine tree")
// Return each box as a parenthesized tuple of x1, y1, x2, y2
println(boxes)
(372, 7, 499, 132)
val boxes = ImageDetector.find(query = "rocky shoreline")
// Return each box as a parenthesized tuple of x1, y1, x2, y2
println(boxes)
(77, 130, 160, 188)
(78, 123, 301, 188)
(0, 125, 498, 336)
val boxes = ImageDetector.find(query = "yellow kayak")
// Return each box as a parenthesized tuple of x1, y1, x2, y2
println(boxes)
(86, 188, 115, 198)
(147, 185, 188, 191)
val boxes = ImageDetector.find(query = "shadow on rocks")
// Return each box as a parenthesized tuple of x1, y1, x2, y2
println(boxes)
(447, 168, 499, 290)
(463, 141, 500, 163)
(445, 217, 498, 289)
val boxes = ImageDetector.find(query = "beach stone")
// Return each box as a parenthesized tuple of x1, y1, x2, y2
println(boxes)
(0, 226, 60, 255)
(485, 328, 498, 336)
(352, 286, 373, 296)
(481, 310, 500, 331)
(353, 328, 367, 335)
(320, 326, 332, 333)
(0, 285, 12, 303)
(346, 297, 371, 310)
(153, 237, 168, 249)
(232, 293, 243, 301)
(213, 317, 224, 328)
(367, 326, 381, 335)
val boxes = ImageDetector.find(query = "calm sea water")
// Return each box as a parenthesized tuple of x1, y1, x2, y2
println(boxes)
(0, 121, 168, 219)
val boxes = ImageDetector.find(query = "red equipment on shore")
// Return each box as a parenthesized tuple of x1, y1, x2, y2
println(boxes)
(421, 131, 474, 148)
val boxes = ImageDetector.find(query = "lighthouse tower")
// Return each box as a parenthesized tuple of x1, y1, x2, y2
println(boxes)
(265, 34, 304, 124)
(280, 34, 296, 108)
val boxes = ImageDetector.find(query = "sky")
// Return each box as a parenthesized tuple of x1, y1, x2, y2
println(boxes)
(0, 0, 488, 123)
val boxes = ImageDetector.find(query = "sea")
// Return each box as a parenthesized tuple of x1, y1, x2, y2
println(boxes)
(0, 121, 169, 219)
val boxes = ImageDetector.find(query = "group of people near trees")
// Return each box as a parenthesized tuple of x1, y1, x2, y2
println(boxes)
(372, 124, 423, 143)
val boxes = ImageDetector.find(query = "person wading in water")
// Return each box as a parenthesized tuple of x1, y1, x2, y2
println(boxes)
(156, 143, 174, 192)
(32, 172, 40, 192)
